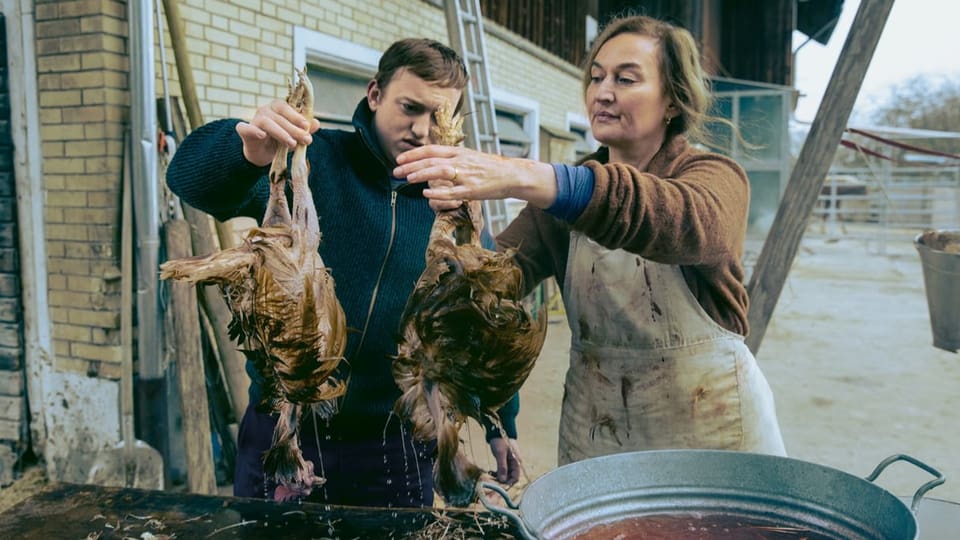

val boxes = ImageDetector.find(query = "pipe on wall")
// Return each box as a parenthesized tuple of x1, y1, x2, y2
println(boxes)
(129, 0, 163, 379)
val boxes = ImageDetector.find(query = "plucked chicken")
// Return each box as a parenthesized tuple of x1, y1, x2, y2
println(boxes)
(392, 100, 548, 507)
(159, 68, 346, 501)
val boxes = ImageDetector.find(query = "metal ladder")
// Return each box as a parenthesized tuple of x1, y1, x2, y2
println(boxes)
(444, 0, 511, 237)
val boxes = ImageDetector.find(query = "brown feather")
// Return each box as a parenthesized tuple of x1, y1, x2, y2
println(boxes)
(393, 100, 547, 506)
(159, 69, 346, 501)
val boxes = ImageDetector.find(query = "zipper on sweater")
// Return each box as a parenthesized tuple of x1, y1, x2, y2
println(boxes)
(353, 189, 398, 357)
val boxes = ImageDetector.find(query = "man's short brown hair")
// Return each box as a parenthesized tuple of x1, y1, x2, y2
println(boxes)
(375, 38, 469, 98)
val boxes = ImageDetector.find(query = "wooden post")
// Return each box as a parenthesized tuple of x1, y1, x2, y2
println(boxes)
(745, 0, 896, 354)
(160, 97, 250, 429)
(164, 219, 218, 495)
(160, 0, 202, 133)
(161, 0, 236, 250)
(181, 204, 251, 422)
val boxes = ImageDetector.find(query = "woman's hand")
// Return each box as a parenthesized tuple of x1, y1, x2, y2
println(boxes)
(394, 145, 558, 209)
(236, 100, 321, 167)
(423, 178, 463, 212)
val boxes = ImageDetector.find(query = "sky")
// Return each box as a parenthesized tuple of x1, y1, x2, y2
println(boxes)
(792, 0, 960, 124)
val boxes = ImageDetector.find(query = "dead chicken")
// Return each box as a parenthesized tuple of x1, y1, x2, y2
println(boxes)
(392, 100, 548, 506)
(159, 68, 346, 501)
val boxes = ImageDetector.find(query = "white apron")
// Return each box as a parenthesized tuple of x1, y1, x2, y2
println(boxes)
(557, 232, 786, 465)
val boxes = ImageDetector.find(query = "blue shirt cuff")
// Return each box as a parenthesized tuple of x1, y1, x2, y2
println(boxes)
(546, 164, 595, 223)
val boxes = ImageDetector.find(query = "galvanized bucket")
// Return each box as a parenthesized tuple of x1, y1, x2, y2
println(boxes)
(915, 229, 960, 353)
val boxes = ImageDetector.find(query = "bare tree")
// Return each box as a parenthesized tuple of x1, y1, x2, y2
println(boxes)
(868, 75, 960, 155)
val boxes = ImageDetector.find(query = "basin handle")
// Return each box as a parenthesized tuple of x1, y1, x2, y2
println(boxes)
(478, 481, 537, 539)
(865, 454, 946, 512)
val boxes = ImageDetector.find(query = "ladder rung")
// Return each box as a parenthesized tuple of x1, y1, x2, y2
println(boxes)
(447, 0, 503, 162)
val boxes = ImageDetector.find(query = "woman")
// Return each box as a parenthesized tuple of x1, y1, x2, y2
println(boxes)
(393, 15, 786, 465)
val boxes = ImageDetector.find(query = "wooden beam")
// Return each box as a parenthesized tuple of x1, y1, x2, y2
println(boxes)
(745, 0, 896, 354)
(164, 219, 218, 495)
(163, 98, 249, 429)
(182, 204, 251, 424)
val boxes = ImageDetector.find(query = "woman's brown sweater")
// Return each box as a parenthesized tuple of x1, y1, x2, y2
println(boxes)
(497, 135, 752, 336)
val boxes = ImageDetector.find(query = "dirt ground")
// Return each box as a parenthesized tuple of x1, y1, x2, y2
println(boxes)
(465, 227, 960, 504)
(3, 226, 958, 514)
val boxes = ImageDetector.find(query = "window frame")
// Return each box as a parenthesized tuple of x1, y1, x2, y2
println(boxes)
(491, 88, 540, 160)
(566, 111, 597, 160)
(293, 28, 379, 128)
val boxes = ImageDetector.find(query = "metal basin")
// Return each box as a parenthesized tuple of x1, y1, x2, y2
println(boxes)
(481, 450, 944, 540)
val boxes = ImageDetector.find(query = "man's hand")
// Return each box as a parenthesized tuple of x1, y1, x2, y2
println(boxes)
(488, 437, 520, 486)
(236, 99, 320, 167)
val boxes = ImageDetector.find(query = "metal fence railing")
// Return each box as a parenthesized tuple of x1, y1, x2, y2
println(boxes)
(806, 165, 960, 252)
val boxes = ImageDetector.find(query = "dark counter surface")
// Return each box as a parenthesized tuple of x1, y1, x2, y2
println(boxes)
(0, 483, 521, 539)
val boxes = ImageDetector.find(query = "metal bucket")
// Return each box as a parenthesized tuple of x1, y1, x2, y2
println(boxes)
(915, 229, 960, 353)
(481, 450, 944, 540)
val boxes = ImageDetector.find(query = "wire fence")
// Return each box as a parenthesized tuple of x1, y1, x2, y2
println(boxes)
(805, 164, 960, 253)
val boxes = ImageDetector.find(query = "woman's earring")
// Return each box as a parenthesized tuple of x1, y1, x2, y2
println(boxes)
(664, 115, 672, 127)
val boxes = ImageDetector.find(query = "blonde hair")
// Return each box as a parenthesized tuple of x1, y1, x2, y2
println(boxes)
(582, 15, 713, 144)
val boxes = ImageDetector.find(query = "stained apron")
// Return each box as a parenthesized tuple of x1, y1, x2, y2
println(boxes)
(557, 232, 786, 465)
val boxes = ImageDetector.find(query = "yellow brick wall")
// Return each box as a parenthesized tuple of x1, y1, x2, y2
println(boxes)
(35, 0, 586, 378)
(485, 26, 587, 132)
(160, 0, 585, 131)
(36, 0, 127, 379)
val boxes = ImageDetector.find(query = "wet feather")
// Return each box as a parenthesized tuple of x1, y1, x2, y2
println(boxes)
(393, 100, 547, 506)
(159, 68, 346, 501)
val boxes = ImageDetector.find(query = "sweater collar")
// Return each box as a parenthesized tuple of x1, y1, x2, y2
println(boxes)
(584, 134, 689, 176)
(352, 98, 391, 170)
(351, 98, 426, 198)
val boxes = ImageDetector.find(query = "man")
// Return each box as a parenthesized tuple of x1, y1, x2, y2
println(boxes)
(166, 37, 518, 507)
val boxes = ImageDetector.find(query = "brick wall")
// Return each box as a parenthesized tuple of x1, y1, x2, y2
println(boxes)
(0, 12, 27, 485)
(163, 0, 584, 131)
(24, 0, 582, 377)
(30, 0, 582, 377)
(35, 0, 128, 380)
(15, 0, 590, 483)
(31, 0, 584, 382)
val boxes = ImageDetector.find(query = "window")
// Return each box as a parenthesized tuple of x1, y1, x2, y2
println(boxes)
(486, 90, 540, 227)
(566, 112, 596, 162)
(496, 110, 531, 158)
(491, 88, 539, 160)
(307, 69, 368, 130)
(293, 28, 379, 131)
(570, 126, 594, 161)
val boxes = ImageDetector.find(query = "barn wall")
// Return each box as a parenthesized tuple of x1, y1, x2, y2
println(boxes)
(36, 0, 127, 378)
(162, 0, 583, 131)
(27, 0, 586, 481)
(31, 0, 128, 482)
